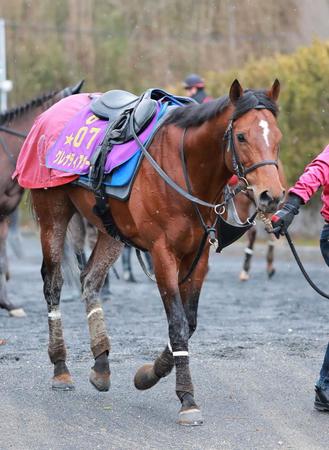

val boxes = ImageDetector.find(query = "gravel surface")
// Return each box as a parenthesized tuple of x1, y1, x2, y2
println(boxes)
(1, 233, 329, 450)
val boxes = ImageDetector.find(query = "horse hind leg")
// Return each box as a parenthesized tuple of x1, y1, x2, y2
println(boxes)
(239, 227, 257, 281)
(81, 231, 123, 391)
(32, 189, 74, 390)
(266, 237, 276, 278)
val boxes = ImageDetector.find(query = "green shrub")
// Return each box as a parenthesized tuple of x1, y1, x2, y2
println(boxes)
(182, 40, 329, 185)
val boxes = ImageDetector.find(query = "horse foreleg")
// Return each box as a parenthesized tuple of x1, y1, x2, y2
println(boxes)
(33, 190, 74, 390)
(0, 218, 25, 317)
(240, 227, 257, 281)
(0, 219, 12, 310)
(266, 236, 276, 278)
(134, 246, 202, 425)
(81, 231, 123, 391)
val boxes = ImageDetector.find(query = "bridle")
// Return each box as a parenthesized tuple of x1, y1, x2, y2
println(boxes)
(224, 115, 278, 179)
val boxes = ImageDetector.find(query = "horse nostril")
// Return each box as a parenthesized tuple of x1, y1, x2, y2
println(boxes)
(259, 190, 273, 205)
(259, 190, 282, 212)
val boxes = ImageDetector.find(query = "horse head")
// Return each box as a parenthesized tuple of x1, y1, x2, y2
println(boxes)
(225, 79, 285, 213)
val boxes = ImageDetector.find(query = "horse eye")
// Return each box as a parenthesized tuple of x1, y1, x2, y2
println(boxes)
(237, 133, 246, 143)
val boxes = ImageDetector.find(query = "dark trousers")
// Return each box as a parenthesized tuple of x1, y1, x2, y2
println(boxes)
(318, 223, 329, 387)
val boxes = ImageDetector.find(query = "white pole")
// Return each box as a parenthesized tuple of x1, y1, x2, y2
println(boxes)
(0, 18, 12, 113)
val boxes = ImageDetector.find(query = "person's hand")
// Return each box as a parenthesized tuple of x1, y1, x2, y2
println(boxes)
(271, 194, 302, 238)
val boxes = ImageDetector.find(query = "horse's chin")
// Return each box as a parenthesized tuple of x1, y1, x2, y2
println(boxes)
(256, 204, 277, 215)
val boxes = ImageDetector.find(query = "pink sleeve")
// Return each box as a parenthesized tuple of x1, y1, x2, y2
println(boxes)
(289, 152, 329, 203)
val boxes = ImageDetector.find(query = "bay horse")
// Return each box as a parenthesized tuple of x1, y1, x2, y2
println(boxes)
(0, 80, 84, 317)
(229, 160, 287, 281)
(25, 80, 285, 425)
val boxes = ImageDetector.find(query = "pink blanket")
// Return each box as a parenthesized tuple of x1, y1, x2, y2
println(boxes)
(13, 94, 92, 188)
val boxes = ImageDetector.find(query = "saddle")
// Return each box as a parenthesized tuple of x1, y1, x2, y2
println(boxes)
(89, 88, 195, 190)
(91, 90, 157, 142)
(91, 88, 194, 144)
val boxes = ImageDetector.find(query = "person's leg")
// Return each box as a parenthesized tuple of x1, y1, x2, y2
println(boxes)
(315, 224, 329, 410)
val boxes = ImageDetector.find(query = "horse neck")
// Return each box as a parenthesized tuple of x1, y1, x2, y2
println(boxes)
(184, 112, 232, 202)
(2, 96, 60, 160)
(3, 89, 63, 136)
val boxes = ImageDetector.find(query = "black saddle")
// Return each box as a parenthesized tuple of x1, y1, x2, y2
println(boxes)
(91, 89, 157, 143)
(89, 88, 196, 192)
(90, 88, 195, 144)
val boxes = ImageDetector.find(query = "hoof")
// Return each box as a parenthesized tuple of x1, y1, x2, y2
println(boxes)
(134, 363, 159, 390)
(268, 268, 276, 279)
(89, 368, 110, 392)
(123, 271, 136, 283)
(52, 373, 75, 391)
(239, 270, 249, 282)
(9, 308, 26, 318)
(177, 408, 204, 426)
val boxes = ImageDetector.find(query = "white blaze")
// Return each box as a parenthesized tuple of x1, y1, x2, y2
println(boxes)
(259, 119, 270, 147)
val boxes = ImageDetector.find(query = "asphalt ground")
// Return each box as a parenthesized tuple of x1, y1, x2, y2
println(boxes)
(1, 233, 329, 450)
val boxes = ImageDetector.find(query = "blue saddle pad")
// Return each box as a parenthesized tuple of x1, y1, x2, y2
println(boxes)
(104, 150, 141, 187)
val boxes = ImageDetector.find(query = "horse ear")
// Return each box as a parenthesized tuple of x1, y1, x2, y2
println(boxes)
(268, 79, 280, 102)
(229, 79, 243, 104)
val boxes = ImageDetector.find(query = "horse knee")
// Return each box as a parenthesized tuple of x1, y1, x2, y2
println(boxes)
(43, 266, 64, 307)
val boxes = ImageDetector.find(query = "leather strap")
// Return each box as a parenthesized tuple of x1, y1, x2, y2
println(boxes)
(244, 160, 278, 175)
(0, 126, 27, 138)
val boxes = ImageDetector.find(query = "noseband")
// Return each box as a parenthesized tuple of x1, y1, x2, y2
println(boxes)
(224, 118, 278, 179)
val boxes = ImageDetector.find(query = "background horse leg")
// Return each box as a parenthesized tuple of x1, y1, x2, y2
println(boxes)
(240, 227, 257, 281)
(33, 190, 74, 390)
(134, 245, 202, 425)
(122, 244, 136, 282)
(80, 231, 123, 391)
(266, 236, 276, 278)
(0, 218, 26, 317)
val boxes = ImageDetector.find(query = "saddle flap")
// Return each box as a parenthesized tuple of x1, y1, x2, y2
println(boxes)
(91, 90, 139, 121)
(133, 99, 157, 130)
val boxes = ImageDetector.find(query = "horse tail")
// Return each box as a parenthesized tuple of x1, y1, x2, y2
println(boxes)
(25, 190, 38, 225)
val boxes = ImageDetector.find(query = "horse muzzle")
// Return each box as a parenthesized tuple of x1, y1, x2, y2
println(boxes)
(257, 189, 285, 213)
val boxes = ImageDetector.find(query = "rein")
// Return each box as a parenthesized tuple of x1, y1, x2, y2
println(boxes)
(284, 230, 329, 300)
(0, 127, 28, 167)
(0, 126, 28, 139)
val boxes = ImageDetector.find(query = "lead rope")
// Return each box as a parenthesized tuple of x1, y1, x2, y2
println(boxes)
(263, 215, 329, 300)
(284, 231, 329, 300)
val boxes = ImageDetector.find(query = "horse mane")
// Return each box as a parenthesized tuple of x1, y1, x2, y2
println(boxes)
(165, 89, 278, 129)
(0, 90, 58, 125)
